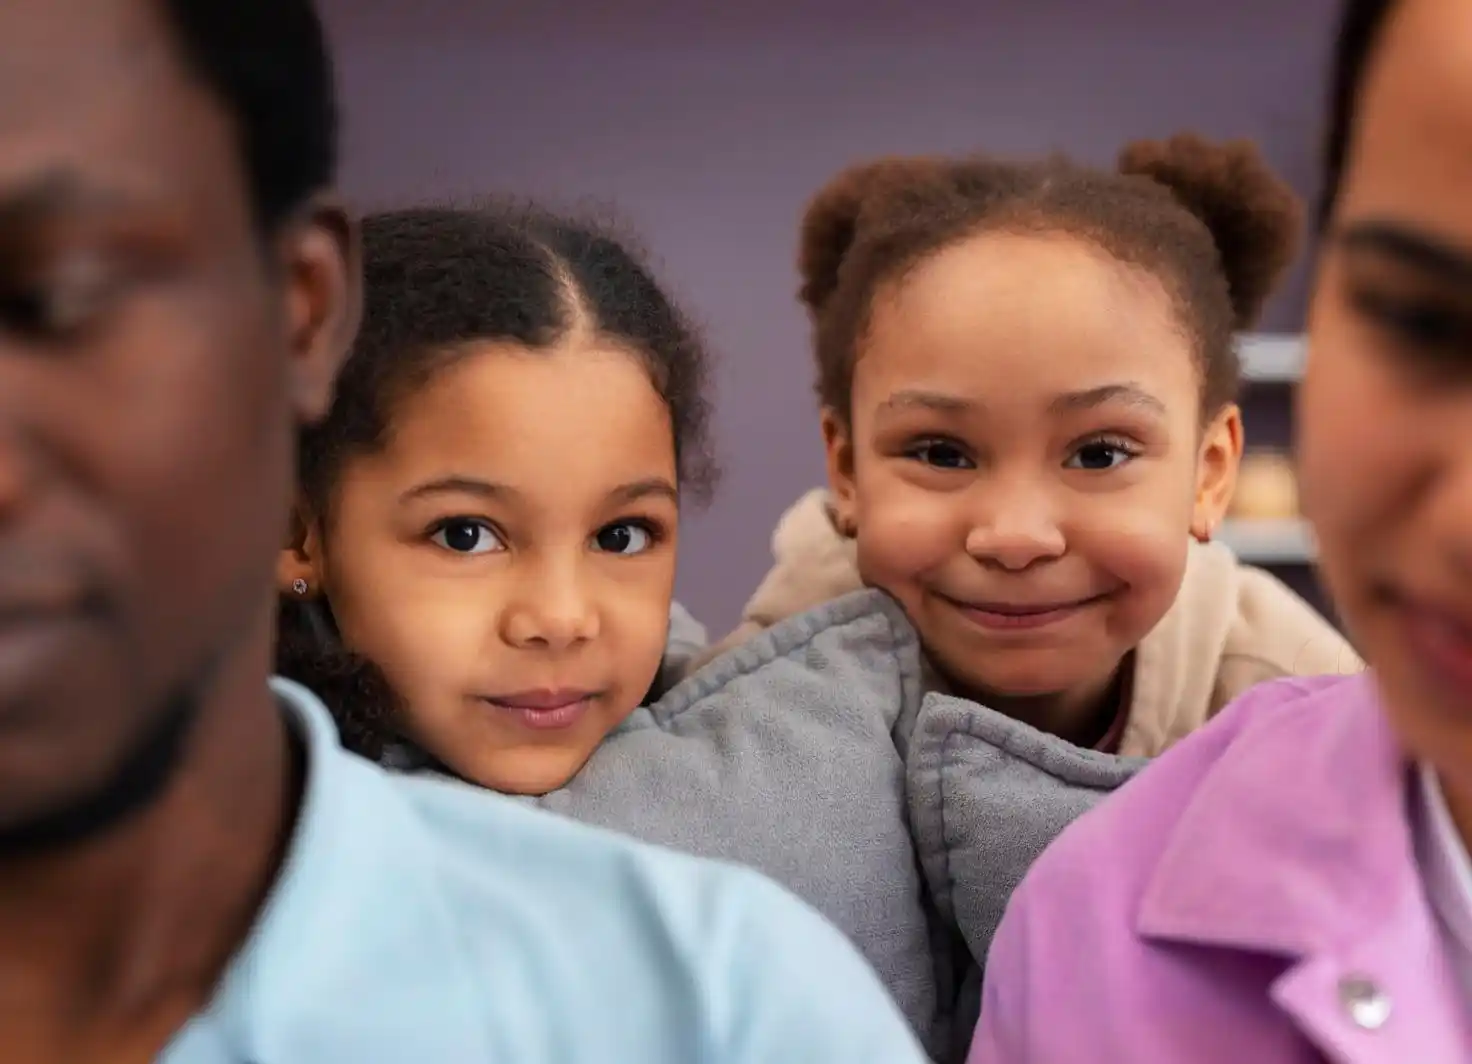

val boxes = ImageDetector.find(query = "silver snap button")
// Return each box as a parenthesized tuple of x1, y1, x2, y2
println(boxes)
(1338, 975, 1391, 1030)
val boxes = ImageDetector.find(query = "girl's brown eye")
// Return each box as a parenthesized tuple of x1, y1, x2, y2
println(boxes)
(429, 518, 504, 555)
(1065, 439, 1138, 471)
(907, 440, 974, 470)
(594, 522, 656, 555)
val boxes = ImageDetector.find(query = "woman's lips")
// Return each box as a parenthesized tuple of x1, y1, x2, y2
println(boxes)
(1398, 595, 1472, 693)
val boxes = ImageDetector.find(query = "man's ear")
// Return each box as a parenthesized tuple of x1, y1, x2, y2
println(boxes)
(820, 406, 858, 537)
(279, 196, 361, 425)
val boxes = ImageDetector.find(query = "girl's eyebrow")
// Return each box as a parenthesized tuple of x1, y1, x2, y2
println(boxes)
(876, 383, 1166, 420)
(398, 475, 511, 505)
(606, 477, 678, 507)
(877, 389, 973, 417)
(397, 475, 679, 508)
(1047, 383, 1166, 417)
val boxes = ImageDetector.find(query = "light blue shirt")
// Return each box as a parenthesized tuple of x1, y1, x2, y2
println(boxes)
(159, 679, 927, 1063)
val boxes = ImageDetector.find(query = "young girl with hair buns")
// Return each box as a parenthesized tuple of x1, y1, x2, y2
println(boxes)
(699, 133, 1360, 758)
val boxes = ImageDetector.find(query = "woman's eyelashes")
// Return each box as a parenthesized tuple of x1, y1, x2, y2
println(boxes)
(424, 515, 667, 557)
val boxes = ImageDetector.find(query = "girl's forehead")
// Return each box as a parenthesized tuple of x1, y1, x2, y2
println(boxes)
(882, 230, 1173, 317)
(856, 235, 1197, 407)
(371, 342, 676, 485)
(396, 340, 655, 421)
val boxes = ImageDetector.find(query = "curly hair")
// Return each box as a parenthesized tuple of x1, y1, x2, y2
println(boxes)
(799, 132, 1303, 422)
(276, 202, 719, 759)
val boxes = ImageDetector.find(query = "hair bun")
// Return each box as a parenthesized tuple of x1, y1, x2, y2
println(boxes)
(797, 157, 941, 315)
(1118, 133, 1302, 328)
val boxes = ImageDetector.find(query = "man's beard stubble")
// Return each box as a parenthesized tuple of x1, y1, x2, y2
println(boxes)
(0, 683, 200, 859)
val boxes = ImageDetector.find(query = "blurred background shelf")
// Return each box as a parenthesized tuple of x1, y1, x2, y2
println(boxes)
(1239, 333, 1304, 383)
(1217, 518, 1315, 564)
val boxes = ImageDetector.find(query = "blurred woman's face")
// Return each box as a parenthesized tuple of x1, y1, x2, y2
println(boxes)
(1299, 0, 1472, 782)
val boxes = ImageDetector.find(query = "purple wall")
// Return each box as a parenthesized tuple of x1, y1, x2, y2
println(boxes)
(319, 0, 1340, 628)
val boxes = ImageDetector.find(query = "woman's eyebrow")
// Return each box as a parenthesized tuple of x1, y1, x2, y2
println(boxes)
(1339, 220, 1472, 287)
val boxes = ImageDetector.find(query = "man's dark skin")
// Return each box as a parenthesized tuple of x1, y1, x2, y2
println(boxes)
(0, 1, 358, 1062)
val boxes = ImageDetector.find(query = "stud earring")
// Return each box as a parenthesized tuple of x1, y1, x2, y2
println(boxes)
(291, 578, 309, 596)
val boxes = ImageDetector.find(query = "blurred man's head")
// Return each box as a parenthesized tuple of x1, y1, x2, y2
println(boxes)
(0, 0, 357, 853)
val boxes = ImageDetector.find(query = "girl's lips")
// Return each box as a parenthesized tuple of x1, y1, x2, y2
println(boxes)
(480, 689, 598, 731)
(481, 697, 592, 731)
(488, 687, 596, 710)
(946, 592, 1114, 632)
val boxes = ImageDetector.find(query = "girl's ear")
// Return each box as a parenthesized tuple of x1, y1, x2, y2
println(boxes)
(1192, 403, 1245, 542)
(277, 498, 327, 598)
(820, 406, 859, 538)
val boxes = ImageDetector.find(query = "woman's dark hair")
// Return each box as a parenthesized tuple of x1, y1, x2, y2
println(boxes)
(799, 133, 1302, 422)
(1320, 0, 1398, 228)
(277, 203, 718, 758)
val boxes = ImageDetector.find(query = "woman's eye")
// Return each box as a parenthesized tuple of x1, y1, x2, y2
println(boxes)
(908, 441, 974, 470)
(431, 519, 504, 555)
(1065, 441, 1135, 471)
(1354, 291, 1472, 354)
(594, 522, 654, 555)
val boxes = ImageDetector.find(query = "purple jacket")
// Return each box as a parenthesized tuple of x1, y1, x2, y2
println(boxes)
(968, 672, 1470, 1063)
